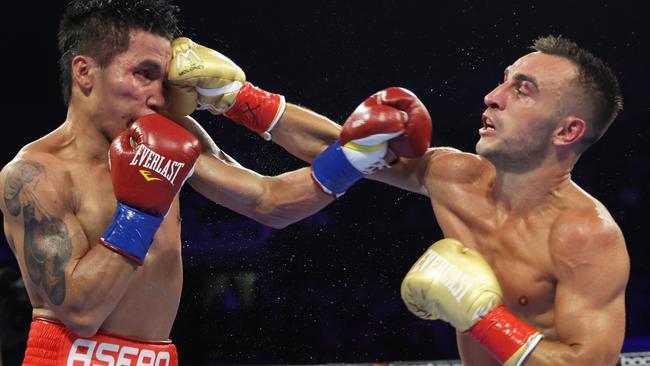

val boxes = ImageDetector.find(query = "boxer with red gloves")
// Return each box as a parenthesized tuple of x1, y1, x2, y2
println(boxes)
(2, 7, 353, 362)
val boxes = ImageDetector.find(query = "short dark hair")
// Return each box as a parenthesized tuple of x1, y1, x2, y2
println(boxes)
(58, 0, 181, 105)
(531, 35, 623, 148)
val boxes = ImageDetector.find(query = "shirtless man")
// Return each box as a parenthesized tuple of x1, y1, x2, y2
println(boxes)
(274, 35, 626, 365)
(392, 37, 628, 365)
(167, 35, 629, 364)
(0, 0, 430, 364)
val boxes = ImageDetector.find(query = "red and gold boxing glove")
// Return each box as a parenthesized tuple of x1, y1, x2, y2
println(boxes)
(401, 239, 543, 366)
(312, 87, 432, 196)
(366, 87, 432, 158)
(100, 114, 202, 264)
(168, 37, 285, 140)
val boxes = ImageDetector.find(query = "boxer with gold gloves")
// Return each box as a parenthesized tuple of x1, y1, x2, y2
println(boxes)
(167, 37, 286, 140)
(366, 36, 627, 365)
(163, 33, 629, 366)
(401, 239, 543, 366)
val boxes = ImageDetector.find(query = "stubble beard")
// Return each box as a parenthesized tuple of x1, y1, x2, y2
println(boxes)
(476, 129, 552, 173)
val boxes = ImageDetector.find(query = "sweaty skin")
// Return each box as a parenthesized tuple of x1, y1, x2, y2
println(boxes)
(0, 30, 181, 339)
(0, 29, 337, 341)
(425, 150, 626, 366)
(371, 53, 628, 365)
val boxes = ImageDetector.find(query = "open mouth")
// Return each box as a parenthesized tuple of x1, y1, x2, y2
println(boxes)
(482, 114, 496, 131)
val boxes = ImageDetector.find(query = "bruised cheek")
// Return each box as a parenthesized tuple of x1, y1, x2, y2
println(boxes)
(114, 75, 144, 100)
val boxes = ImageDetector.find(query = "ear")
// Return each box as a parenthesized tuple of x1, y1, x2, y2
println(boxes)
(553, 116, 586, 146)
(71, 55, 96, 95)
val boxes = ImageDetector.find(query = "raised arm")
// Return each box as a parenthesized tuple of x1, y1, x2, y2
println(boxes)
(1, 155, 137, 337)
(166, 37, 434, 196)
(268, 103, 340, 162)
(167, 37, 339, 162)
(176, 114, 333, 229)
(176, 86, 434, 228)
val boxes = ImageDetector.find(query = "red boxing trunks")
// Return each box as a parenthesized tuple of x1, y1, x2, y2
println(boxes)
(22, 317, 178, 366)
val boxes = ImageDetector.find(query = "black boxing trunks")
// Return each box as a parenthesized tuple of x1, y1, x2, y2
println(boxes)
(22, 317, 178, 366)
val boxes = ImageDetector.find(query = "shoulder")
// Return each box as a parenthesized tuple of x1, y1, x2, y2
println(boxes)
(425, 147, 494, 185)
(549, 199, 629, 281)
(0, 150, 71, 218)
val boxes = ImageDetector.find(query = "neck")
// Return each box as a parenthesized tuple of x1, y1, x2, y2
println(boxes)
(59, 105, 113, 162)
(491, 157, 574, 212)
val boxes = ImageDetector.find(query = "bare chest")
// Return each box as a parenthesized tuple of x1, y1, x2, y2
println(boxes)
(428, 189, 558, 331)
(477, 230, 556, 323)
(69, 163, 184, 271)
(71, 166, 117, 242)
(67, 162, 184, 336)
(69, 164, 182, 251)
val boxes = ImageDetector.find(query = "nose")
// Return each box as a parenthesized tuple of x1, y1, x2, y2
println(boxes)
(484, 83, 506, 110)
(147, 81, 168, 112)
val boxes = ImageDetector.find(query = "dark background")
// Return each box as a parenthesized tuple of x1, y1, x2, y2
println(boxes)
(1, 1, 648, 365)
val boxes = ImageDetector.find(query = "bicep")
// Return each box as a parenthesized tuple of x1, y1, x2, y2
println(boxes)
(22, 210, 90, 307)
(1, 158, 90, 307)
(551, 234, 629, 363)
(368, 147, 481, 197)
(367, 148, 437, 195)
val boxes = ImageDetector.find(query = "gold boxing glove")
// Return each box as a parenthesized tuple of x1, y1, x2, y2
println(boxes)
(167, 37, 286, 140)
(401, 239, 543, 366)
(167, 37, 246, 118)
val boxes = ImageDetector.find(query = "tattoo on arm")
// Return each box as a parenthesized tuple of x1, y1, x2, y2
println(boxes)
(24, 204, 72, 306)
(4, 160, 43, 216)
(5, 160, 72, 306)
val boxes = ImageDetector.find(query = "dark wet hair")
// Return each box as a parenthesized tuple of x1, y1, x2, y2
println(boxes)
(58, 0, 180, 105)
(531, 35, 623, 148)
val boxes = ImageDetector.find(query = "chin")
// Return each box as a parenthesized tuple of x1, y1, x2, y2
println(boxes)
(475, 140, 490, 156)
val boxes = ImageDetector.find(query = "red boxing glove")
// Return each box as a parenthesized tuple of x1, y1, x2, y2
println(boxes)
(311, 88, 419, 196)
(344, 87, 432, 158)
(340, 92, 406, 147)
(110, 114, 202, 216)
(223, 82, 286, 140)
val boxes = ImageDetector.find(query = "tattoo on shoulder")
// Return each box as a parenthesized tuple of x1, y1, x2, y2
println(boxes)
(4, 159, 71, 306)
(4, 160, 44, 216)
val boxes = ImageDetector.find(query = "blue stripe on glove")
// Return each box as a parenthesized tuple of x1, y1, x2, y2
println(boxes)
(312, 140, 364, 195)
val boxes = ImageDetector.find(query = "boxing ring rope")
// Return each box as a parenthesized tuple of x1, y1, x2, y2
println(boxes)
(230, 352, 650, 366)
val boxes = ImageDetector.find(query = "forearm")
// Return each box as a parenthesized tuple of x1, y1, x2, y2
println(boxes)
(60, 245, 137, 336)
(270, 104, 340, 162)
(523, 339, 620, 366)
(255, 167, 334, 228)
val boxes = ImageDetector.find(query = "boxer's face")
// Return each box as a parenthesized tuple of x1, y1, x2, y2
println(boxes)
(91, 29, 172, 138)
(477, 52, 579, 168)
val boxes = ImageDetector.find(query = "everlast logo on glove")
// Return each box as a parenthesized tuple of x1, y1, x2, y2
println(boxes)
(129, 144, 186, 185)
